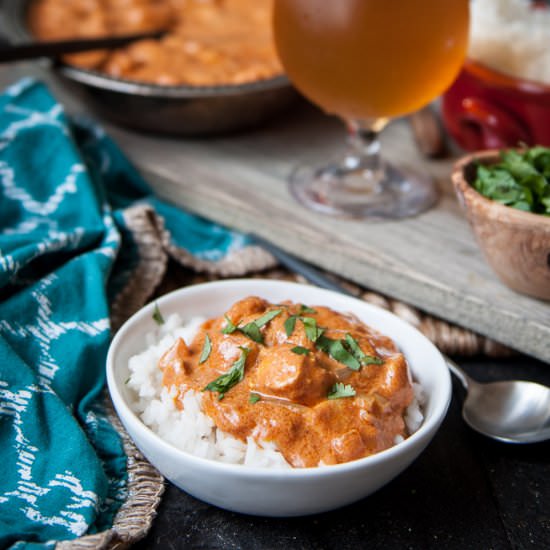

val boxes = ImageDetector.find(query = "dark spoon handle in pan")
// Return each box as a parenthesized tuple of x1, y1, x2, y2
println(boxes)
(0, 30, 165, 64)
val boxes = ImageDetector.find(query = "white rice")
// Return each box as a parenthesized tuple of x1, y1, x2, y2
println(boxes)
(126, 313, 425, 468)
(469, 0, 550, 85)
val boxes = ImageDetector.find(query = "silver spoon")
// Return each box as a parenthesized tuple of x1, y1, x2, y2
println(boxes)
(447, 359, 550, 444)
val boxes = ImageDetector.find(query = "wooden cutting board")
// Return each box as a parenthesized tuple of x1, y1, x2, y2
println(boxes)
(108, 107, 549, 363)
(1, 64, 549, 362)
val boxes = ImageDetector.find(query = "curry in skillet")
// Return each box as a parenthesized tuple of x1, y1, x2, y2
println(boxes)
(28, 0, 282, 86)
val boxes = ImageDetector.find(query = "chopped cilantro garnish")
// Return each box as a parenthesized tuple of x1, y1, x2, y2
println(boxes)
(361, 355, 385, 366)
(344, 334, 383, 366)
(254, 309, 282, 327)
(222, 309, 281, 344)
(249, 393, 261, 404)
(152, 303, 165, 325)
(314, 333, 382, 371)
(301, 316, 324, 342)
(240, 322, 264, 343)
(328, 383, 356, 400)
(222, 315, 238, 334)
(240, 309, 282, 343)
(317, 335, 361, 371)
(203, 346, 250, 400)
(473, 147, 550, 215)
(291, 345, 310, 356)
(199, 334, 212, 364)
(284, 315, 298, 337)
(285, 314, 323, 342)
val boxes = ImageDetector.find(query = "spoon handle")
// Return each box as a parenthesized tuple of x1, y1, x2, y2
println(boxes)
(0, 31, 165, 64)
(445, 358, 471, 390)
(248, 234, 358, 297)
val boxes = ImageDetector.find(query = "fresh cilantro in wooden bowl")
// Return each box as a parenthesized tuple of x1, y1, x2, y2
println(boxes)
(473, 147, 550, 216)
(452, 148, 550, 301)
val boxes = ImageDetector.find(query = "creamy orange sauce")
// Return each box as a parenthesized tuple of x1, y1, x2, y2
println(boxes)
(159, 297, 415, 468)
(28, 0, 282, 86)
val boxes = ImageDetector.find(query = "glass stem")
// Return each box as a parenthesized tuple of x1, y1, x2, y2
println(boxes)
(344, 119, 388, 192)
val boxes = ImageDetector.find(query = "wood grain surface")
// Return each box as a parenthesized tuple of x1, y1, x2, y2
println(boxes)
(106, 106, 550, 363)
(1, 63, 549, 362)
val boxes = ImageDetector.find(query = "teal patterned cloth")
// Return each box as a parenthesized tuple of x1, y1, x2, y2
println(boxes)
(0, 79, 265, 549)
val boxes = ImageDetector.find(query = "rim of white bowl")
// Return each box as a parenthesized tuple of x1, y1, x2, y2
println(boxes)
(107, 279, 451, 478)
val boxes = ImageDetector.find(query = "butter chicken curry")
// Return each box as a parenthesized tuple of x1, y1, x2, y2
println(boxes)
(159, 297, 415, 468)
(28, 0, 282, 86)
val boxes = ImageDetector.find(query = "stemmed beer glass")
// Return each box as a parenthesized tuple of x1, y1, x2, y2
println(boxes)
(273, 0, 470, 219)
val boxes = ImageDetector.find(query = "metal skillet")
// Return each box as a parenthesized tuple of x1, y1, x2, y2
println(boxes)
(1, 0, 297, 136)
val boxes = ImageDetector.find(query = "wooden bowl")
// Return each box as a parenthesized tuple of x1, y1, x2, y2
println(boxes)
(452, 150, 550, 301)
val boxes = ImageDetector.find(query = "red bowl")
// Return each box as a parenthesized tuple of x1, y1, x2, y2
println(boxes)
(442, 59, 550, 151)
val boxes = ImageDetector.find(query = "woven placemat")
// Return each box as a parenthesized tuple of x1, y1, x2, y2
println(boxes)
(57, 400, 164, 550)
(59, 223, 512, 549)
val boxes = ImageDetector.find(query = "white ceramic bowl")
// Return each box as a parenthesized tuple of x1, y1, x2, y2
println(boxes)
(107, 279, 451, 517)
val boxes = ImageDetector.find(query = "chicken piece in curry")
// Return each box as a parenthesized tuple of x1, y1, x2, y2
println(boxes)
(28, 0, 282, 86)
(160, 297, 415, 468)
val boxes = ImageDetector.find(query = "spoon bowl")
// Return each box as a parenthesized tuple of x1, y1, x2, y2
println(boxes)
(448, 360, 550, 444)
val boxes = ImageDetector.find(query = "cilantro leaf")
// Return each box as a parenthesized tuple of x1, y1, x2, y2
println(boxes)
(239, 309, 282, 344)
(221, 309, 282, 344)
(316, 335, 361, 370)
(240, 322, 264, 343)
(315, 334, 331, 354)
(291, 345, 310, 356)
(203, 346, 250, 400)
(344, 334, 384, 366)
(500, 150, 538, 180)
(249, 392, 261, 404)
(199, 334, 212, 364)
(300, 316, 324, 342)
(254, 309, 282, 327)
(222, 315, 238, 335)
(152, 303, 165, 325)
(473, 147, 550, 216)
(284, 315, 298, 337)
(527, 146, 550, 176)
(328, 383, 356, 400)
(361, 355, 385, 366)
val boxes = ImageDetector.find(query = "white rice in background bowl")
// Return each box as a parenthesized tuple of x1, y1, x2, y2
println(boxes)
(469, 0, 550, 85)
(126, 313, 426, 469)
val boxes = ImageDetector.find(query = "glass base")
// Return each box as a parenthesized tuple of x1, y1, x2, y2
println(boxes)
(289, 161, 438, 220)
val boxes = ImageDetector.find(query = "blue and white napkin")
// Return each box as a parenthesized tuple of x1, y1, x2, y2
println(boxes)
(0, 78, 273, 549)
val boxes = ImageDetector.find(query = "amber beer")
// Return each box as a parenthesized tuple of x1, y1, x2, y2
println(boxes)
(273, 0, 470, 121)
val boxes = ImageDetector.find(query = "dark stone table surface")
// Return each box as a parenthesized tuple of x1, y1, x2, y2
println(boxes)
(134, 356, 550, 550)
